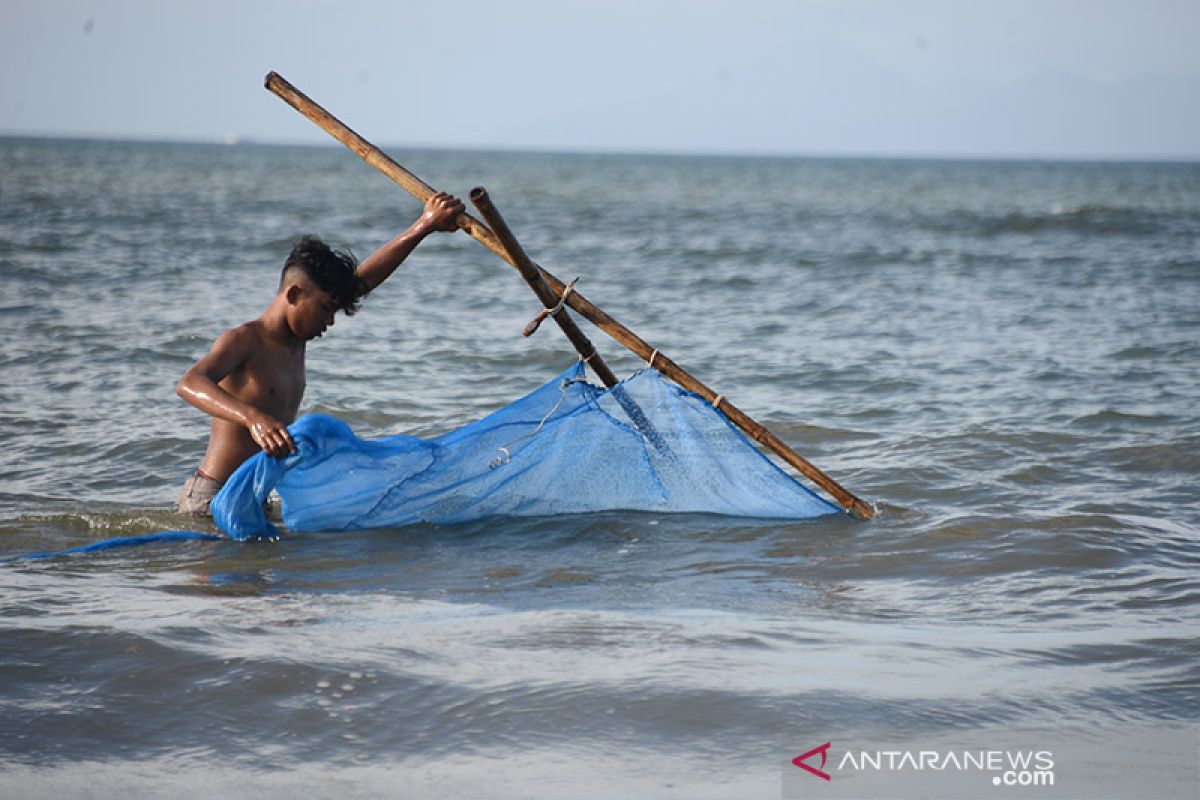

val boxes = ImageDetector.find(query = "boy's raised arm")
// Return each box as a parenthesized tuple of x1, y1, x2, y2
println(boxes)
(176, 326, 295, 457)
(355, 192, 464, 294)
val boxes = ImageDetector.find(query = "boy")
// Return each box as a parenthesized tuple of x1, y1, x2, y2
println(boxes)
(175, 191, 465, 515)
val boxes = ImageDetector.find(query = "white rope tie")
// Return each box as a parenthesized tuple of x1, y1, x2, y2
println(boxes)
(712, 394, 724, 411)
(646, 349, 659, 369)
(547, 278, 579, 317)
(524, 278, 580, 337)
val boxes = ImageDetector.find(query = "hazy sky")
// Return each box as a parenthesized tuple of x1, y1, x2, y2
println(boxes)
(3, 0, 1198, 159)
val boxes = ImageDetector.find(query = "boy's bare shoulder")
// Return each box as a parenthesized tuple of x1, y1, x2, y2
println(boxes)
(208, 321, 266, 358)
(220, 320, 264, 343)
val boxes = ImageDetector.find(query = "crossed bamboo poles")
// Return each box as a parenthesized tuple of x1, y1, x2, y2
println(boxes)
(263, 72, 875, 520)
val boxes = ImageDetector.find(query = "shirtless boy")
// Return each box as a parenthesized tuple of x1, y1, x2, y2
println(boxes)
(175, 191, 465, 515)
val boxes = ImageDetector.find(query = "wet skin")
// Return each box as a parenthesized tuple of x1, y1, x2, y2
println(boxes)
(177, 192, 464, 484)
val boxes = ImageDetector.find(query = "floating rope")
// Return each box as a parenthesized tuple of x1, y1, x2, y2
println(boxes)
(489, 377, 585, 469)
(7, 530, 224, 561)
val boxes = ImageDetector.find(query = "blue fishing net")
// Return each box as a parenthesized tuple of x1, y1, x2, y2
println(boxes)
(212, 363, 839, 540)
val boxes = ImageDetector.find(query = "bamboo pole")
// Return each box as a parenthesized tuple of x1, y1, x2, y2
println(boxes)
(263, 71, 876, 520)
(469, 186, 618, 389)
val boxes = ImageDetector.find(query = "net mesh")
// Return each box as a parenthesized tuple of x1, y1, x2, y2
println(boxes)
(212, 363, 840, 540)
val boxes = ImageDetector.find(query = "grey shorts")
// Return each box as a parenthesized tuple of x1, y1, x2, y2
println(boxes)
(175, 471, 282, 520)
(176, 471, 222, 516)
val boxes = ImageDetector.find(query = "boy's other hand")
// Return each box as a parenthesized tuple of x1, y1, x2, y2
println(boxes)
(421, 191, 465, 233)
(247, 412, 296, 458)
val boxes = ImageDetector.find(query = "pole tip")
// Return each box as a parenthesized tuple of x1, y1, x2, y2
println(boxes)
(469, 186, 488, 202)
(849, 499, 877, 521)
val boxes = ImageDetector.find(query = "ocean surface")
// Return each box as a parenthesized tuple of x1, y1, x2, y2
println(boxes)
(1, 137, 1197, 798)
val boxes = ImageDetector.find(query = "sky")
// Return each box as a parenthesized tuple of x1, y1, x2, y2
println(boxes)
(2, 0, 1198, 159)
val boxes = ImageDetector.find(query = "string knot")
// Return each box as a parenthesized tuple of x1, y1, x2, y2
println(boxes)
(523, 278, 579, 337)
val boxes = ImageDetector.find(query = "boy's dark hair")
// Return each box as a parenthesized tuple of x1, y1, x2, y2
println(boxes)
(281, 235, 366, 315)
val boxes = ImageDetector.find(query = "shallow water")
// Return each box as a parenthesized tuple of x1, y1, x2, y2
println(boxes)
(1, 138, 1198, 797)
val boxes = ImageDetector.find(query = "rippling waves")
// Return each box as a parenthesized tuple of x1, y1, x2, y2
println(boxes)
(1, 139, 1198, 797)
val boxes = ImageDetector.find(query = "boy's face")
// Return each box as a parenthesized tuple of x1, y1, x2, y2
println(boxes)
(288, 285, 339, 340)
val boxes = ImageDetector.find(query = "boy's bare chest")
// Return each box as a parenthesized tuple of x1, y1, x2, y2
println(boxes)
(225, 344, 306, 422)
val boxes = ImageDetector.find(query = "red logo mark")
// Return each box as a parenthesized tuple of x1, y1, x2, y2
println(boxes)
(792, 741, 832, 781)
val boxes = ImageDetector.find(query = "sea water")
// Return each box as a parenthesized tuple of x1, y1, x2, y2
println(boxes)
(1, 138, 1197, 798)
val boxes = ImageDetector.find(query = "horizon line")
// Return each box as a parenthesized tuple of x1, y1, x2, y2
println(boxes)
(2, 129, 1199, 166)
